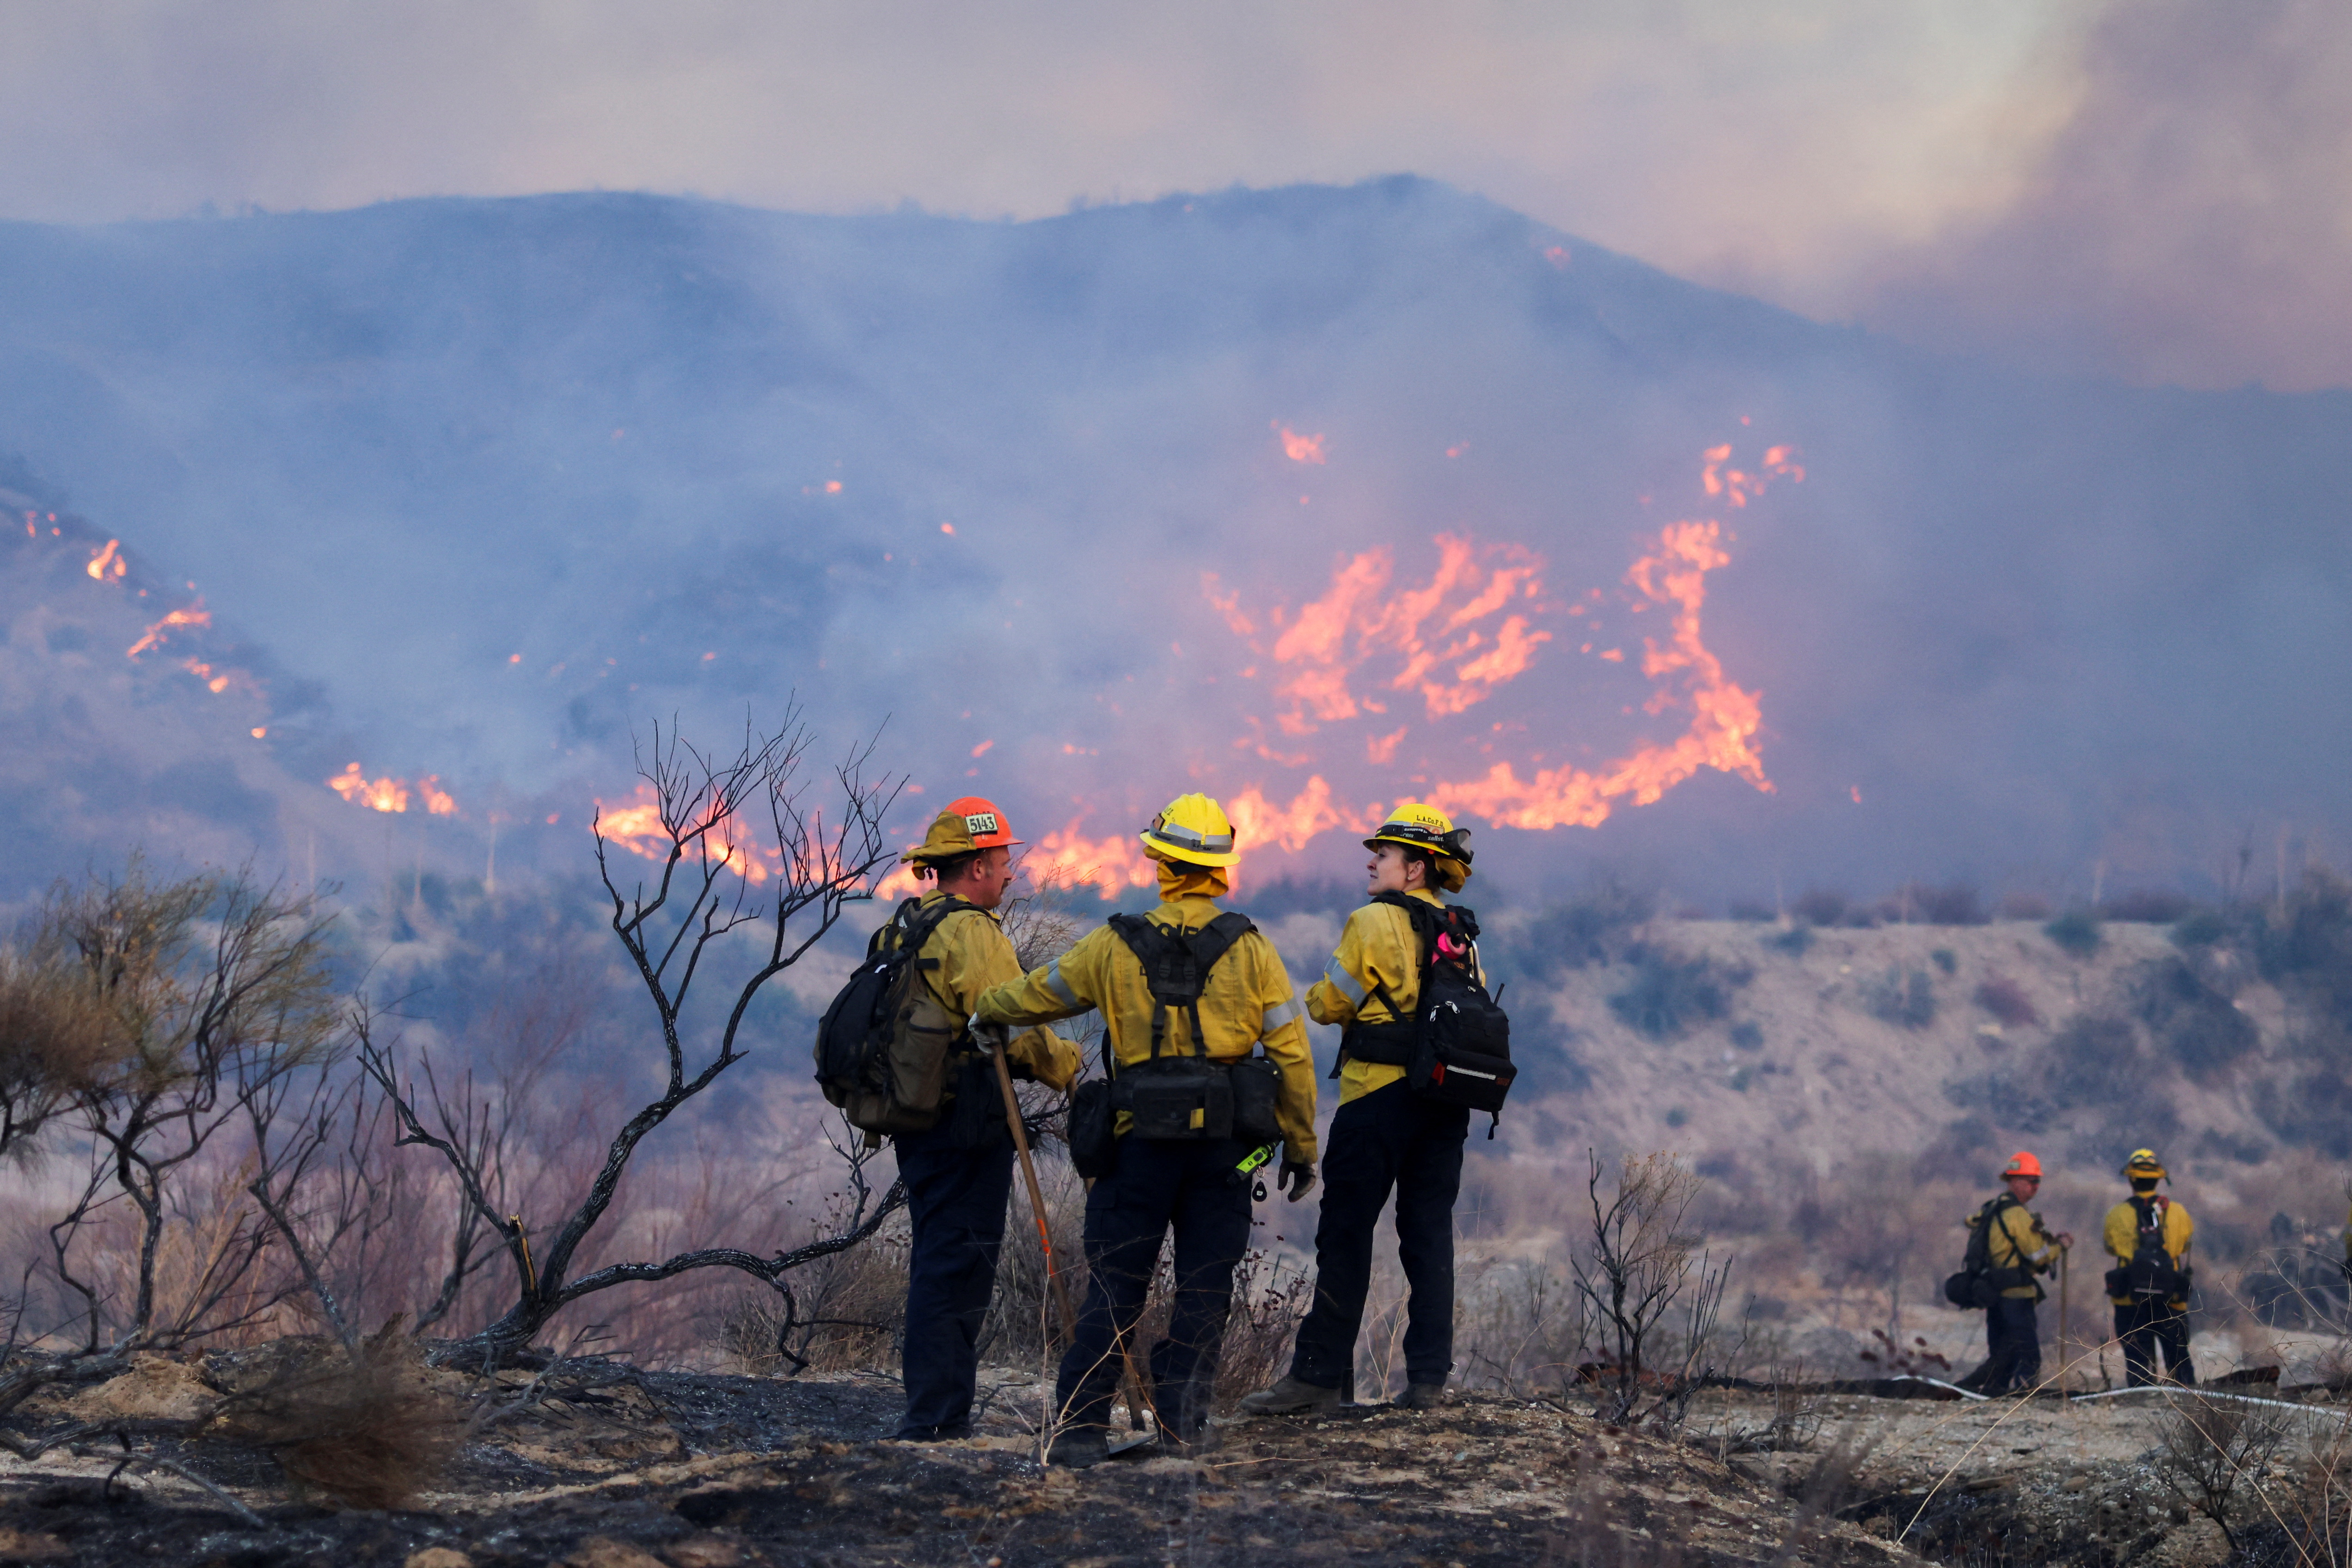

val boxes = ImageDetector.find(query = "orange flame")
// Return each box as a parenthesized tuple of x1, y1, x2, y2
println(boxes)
(86, 540, 125, 580)
(330, 763, 410, 814)
(1218, 533, 1549, 736)
(1701, 444, 1803, 508)
(1427, 519, 1770, 829)
(126, 601, 211, 658)
(593, 781, 774, 883)
(1274, 424, 1327, 464)
(1022, 819, 1155, 900)
(1225, 776, 1371, 854)
(329, 762, 460, 817)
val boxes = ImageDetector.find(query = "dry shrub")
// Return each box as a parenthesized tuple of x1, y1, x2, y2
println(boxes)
(1208, 1248, 1313, 1408)
(213, 1330, 466, 1509)
(2147, 1389, 2291, 1550)
(0, 950, 120, 1158)
(2293, 1407, 2352, 1564)
(1973, 975, 2040, 1028)
(719, 1217, 910, 1375)
(976, 1152, 1084, 1367)
(1455, 1256, 1585, 1395)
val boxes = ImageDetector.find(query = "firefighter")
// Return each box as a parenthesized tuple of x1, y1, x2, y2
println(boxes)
(2104, 1147, 2195, 1386)
(1955, 1150, 2070, 1394)
(1242, 802, 1476, 1415)
(973, 792, 1318, 1466)
(882, 799, 1080, 1442)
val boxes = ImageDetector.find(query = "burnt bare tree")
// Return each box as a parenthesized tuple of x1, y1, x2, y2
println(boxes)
(0, 864, 346, 1430)
(363, 710, 906, 1364)
(1573, 1149, 1733, 1427)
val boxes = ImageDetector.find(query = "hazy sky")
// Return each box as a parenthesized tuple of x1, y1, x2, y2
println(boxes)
(4, 0, 2345, 389)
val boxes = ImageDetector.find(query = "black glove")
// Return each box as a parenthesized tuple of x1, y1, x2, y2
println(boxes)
(1280, 1161, 1317, 1203)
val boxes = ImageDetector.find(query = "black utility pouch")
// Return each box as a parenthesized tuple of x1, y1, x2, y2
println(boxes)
(946, 1055, 1008, 1153)
(1067, 1078, 1116, 1178)
(1114, 1058, 1234, 1141)
(1408, 1032, 1515, 1115)
(1230, 1056, 1282, 1145)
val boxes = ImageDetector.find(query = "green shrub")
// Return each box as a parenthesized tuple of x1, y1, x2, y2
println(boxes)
(1608, 948, 1739, 1039)
(1863, 966, 1936, 1028)
(1515, 878, 1658, 975)
(1931, 947, 1957, 975)
(2045, 909, 2103, 956)
(2172, 909, 2230, 949)
(1764, 923, 1813, 956)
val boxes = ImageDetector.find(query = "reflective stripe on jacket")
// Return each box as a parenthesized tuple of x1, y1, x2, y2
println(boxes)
(1306, 889, 1458, 1105)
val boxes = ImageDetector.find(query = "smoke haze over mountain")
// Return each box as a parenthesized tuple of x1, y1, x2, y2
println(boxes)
(8, 1, 2352, 392)
(3, 177, 2347, 911)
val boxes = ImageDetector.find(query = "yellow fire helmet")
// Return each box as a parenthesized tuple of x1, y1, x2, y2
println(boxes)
(1364, 802, 1475, 872)
(2123, 1148, 2168, 1182)
(1139, 792, 1240, 868)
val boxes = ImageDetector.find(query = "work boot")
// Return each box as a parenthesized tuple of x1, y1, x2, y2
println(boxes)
(1047, 1427, 1110, 1469)
(1394, 1382, 1447, 1411)
(1239, 1376, 1342, 1416)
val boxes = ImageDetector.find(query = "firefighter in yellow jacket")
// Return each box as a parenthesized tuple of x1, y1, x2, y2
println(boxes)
(1956, 1151, 2070, 1393)
(2105, 1147, 2195, 1386)
(881, 800, 1080, 1442)
(974, 792, 1317, 1466)
(1244, 802, 1477, 1415)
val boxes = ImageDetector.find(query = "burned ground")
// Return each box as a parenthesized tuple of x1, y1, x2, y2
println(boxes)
(0, 1358, 1924, 1568)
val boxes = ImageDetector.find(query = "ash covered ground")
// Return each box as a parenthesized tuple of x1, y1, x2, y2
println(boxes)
(0, 1355, 1929, 1568)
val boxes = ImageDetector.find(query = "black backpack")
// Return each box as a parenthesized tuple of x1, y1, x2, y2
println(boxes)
(813, 896, 976, 1138)
(2118, 1196, 2190, 1303)
(1094, 912, 1282, 1147)
(1337, 894, 1515, 1135)
(1942, 1194, 2035, 1309)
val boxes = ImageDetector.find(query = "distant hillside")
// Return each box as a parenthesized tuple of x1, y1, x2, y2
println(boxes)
(1492, 902, 2349, 1176)
(4, 178, 2351, 905)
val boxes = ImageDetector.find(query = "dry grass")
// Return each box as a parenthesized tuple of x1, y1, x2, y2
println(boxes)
(212, 1329, 467, 1509)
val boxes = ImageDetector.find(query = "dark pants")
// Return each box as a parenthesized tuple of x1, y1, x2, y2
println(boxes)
(894, 1118, 1015, 1440)
(1289, 1080, 1470, 1393)
(1960, 1297, 2041, 1392)
(1057, 1135, 1253, 1440)
(2116, 1301, 2195, 1386)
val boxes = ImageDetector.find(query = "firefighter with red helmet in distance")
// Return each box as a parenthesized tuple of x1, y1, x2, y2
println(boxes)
(1245, 802, 1482, 1415)
(878, 797, 1079, 1442)
(974, 792, 1318, 1466)
(1955, 1151, 2070, 1394)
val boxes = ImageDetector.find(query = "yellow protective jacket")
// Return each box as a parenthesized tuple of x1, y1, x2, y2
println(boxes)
(880, 890, 1080, 1096)
(2105, 1195, 2193, 1307)
(972, 867, 1319, 1165)
(1306, 888, 1469, 1106)
(1968, 1197, 2063, 1299)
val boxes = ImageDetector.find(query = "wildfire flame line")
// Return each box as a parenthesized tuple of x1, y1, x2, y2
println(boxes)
(1427, 518, 1771, 829)
(126, 602, 212, 659)
(330, 763, 457, 816)
(594, 782, 775, 883)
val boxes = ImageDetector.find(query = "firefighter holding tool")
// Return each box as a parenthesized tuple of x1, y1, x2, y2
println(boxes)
(974, 792, 1318, 1467)
(1244, 802, 1504, 1415)
(863, 801, 1079, 1442)
(1953, 1150, 2070, 1394)
(2105, 1147, 2196, 1386)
